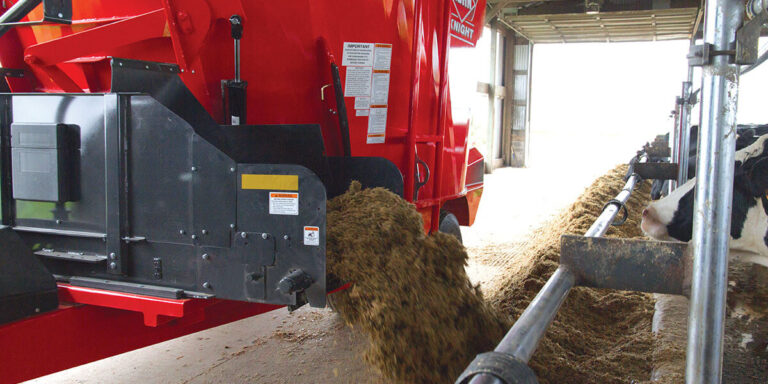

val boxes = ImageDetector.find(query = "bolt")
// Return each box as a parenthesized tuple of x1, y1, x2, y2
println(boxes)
(202, 282, 211, 289)
(247, 273, 262, 282)
(201, 229, 208, 235)
(145, 65, 149, 69)
(261, 233, 268, 240)
(34, 307, 40, 313)
(202, 253, 210, 261)
(191, 70, 196, 74)
(191, 166, 197, 172)
(230, 224, 236, 229)
(230, 167, 236, 172)
(119, 62, 123, 66)
(283, 235, 289, 240)
(179, 229, 186, 235)
(57, 12, 63, 18)
(109, 252, 116, 260)
(240, 232, 247, 239)
(191, 234, 198, 240)
(55, 219, 62, 224)
(109, 262, 117, 270)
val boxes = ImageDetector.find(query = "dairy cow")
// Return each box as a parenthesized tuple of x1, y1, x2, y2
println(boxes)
(650, 125, 768, 200)
(641, 134, 768, 267)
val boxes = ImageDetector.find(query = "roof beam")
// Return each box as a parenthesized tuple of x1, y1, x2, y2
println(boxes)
(485, 0, 560, 23)
(512, 0, 699, 16)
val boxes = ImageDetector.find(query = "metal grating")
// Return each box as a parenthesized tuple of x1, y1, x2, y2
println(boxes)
(504, 8, 698, 43)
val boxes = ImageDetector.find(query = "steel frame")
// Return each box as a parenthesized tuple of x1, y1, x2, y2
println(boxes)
(685, 0, 743, 380)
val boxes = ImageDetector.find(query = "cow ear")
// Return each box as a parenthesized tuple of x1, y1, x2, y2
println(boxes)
(748, 157, 768, 197)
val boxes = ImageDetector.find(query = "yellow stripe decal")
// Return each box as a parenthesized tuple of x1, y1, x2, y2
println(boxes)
(241, 174, 299, 191)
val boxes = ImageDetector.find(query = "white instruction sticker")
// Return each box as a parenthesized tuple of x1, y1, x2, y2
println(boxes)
(342, 42, 374, 66)
(269, 192, 299, 216)
(373, 43, 393, 70)
(303, 226, 320, 246)
(344, 66, 372, 97)
(354, 96, 371, 110)
(367, 107, 387, 144)
(341, 41, 392, 143)
(371, 71, 391, 106)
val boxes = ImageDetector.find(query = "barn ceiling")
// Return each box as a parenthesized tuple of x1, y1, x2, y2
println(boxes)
(485, 0, 703, 43)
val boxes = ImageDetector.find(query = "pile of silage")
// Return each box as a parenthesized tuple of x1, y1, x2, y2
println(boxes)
(326, 165, 661, 384)
(326, 181, 508, 383)
(484, 164, 657, 384)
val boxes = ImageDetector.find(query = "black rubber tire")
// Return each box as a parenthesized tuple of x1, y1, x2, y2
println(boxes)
(438, 211, 463, 245)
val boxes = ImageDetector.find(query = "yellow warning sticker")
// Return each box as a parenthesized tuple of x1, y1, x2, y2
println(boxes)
(241, 174, 298, 191)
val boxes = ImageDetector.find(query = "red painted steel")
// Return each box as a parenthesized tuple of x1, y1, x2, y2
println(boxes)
(0, 284, 281, 384)
(0, 0, 486, 232)
(0, 1, 487, 380)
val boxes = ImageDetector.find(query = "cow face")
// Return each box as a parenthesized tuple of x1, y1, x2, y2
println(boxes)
(641, 135, 768, 255)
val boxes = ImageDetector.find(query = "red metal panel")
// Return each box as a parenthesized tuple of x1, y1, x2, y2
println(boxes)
(0, 0, 482, 232)
(0, 285, 281, 384)
(449, 0, 487, 48)
(0, 2, 485, 377)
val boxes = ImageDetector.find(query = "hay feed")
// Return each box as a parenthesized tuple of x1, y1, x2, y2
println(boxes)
(326, 181, 508, 384)
(484, 165, 656, 384)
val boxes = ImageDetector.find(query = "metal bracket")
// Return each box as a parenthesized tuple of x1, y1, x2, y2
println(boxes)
(111, 57, 181, 74)
(560, 235, 690, 295)
(735, 7, 768, 65)
(0, 0, 72, 27)
(634, 162, 679, 180)
(687, 43, 737, 66)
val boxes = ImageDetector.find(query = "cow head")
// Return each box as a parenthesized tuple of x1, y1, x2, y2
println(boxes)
(641, 135, 768, 244)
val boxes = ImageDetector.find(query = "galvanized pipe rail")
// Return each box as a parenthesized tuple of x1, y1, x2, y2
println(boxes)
(685, 0, 743, 380)
(459, 157, 646, 384)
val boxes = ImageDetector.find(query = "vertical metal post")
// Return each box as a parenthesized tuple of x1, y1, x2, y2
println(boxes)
(669, 101, 681, 193)
(677, 80, 693, 186)
(485, 27, 498, 172)
(686, 0, 743, 381)
(104, 94, 129, 275)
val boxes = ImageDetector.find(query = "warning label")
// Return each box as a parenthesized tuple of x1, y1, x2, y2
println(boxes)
(373, 44, 393, 70)
(269, 192, 299, 216)
(344, 66, 372, 97)
(371, 71, 390, 106)
(342, 41, 392, 144)
(342, 43, 374, 66)
(367, 107, 387, 144)
(354, 96, 371, 110)
(303, 226, 320, 246)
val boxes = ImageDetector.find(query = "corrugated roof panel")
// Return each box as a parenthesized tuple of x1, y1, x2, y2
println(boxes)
(505, 8, 698, 43)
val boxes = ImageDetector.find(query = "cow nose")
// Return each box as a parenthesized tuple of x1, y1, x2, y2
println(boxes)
(642, 208, 649, 218)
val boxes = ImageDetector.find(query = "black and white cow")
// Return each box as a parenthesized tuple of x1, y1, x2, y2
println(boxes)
(641, 134, 768, 267)
(650, 124, 768, 200)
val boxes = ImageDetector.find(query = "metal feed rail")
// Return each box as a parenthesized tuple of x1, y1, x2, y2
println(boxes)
(457, 156, 648, 384)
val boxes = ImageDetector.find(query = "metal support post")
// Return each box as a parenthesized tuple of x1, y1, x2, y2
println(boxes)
(685, 0, 743, 381)
(677, 80, 693, 186)
(669, 100, 681, 193)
